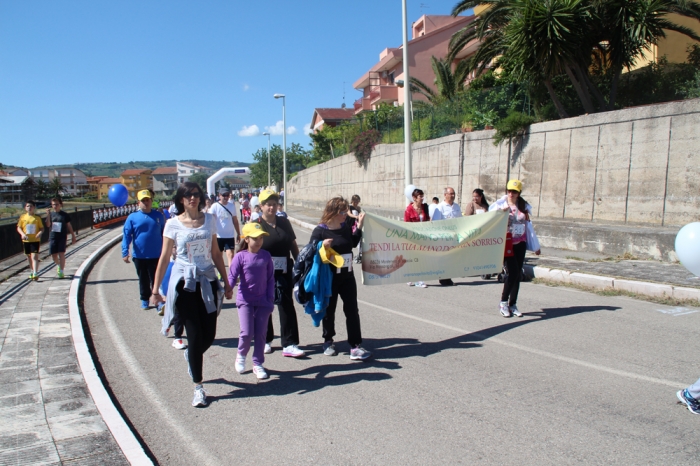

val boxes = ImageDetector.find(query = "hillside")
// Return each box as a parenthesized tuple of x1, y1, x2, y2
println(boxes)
(8, 160, 251, 178)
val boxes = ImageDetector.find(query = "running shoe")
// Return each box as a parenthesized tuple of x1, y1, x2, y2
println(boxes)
(510, 304, 523, 317)
(141, 300, 149, 310)
(264, 343, 273, 354)
(350, 346, 371, 361)
(57, 270, 64, 279)
(192, 385, 208, 408)
(407, 282, 415, 286)
(157, 303, 165, 316)
(33, 273, 39, 281)
(29, 272, 35, 280)
(282, 345, 305, 358)
(499, 301, 511, 317)
(323, 341, 337, 356)
(677, 389, 700, 414)
(415, 281, 427, 288)
(253, 365, 269, 380)
(235, 354, 246, 374)
(184, 349, 192, 379)
(172, 339, 187, 350)
(162, 326, 171, 337)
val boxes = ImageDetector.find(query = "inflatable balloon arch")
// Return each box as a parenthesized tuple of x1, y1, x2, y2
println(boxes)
(92, 183, 174, 229)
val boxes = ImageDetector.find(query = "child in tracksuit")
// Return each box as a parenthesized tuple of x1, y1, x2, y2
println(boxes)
(228, 222, 275, 380)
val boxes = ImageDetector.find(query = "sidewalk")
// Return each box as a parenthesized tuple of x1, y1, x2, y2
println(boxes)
(285, 205, 700, 302)
(0, 227, 130, 465)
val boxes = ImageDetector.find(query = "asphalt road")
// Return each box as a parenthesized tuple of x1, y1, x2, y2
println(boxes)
(83, 226, 700, 465)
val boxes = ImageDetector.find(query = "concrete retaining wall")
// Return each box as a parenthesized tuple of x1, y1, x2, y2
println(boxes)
(288, 99, 700, 260)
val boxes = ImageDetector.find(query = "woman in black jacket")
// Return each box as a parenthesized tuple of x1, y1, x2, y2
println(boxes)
(310, 196, 370, 360)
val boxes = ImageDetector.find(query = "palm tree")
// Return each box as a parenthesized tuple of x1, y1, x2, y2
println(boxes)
(48, 178, 64, 197)
(35, 179, 49, 199)
(410, 56, 471, 104)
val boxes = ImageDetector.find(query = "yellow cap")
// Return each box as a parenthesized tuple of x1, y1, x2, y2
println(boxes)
(506, 179, 522, 192)
(259, 189, 279, 205)
(137, 189, 152, 201)
(241, 222, 269, 238)
(319, 245, 345, 268)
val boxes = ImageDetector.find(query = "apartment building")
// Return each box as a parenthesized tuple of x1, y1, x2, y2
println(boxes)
(28, 168, 89, 196)
(119, 169, 153, 200)
(176, 162, 212, 184)
(152, 167, 178, 196)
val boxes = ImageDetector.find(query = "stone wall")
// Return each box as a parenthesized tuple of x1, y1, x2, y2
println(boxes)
(289, 98, 700, 228)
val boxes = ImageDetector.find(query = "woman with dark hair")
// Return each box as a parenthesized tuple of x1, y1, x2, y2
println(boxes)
(489, 179, 540, 318)
(310, 196, 370, 360)
(151, 181, 233, 407)
(464, 189, 489, 216)
(404, 188, 429, 287)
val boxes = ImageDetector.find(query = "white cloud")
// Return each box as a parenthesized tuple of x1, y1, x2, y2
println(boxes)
(243, 84, 250, 91)
(237, 124, 260, 137)
(303, 123, 312, 135)
(264, 120, 297, 136)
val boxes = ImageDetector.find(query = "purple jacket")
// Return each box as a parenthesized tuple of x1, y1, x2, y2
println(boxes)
(228, 249, 274, 307)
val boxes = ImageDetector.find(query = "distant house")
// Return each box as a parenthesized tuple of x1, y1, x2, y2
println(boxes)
(0, 168, 29, 177)
(0, 176, 36, 203)
(119, 169, 153, 200)
(28, 167, 89, 196)
(87, 176, 109, 197)
(152, 167, 178, 197)
(310, 108, 356, 134)
(176, 162, 212, 184)
(97, 177, 123, 200)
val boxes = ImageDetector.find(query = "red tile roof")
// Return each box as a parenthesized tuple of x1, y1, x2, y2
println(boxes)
(152, 166, 178, 175)
(121, 169, 151, 176)
(315, 108, 356, 121)
(98, 177, 122, 184)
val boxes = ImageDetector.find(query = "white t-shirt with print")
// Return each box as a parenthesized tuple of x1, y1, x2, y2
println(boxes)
(208, 201, 238, 238)
(163, 214, 217, 271)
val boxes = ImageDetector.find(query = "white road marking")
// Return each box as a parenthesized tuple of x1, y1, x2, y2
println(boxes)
(94, 250, 221, 465)
(656, 307, 699, 317)
(358, 299, 687, 389)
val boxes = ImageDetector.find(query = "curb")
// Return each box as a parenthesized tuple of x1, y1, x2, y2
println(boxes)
(287, 215, 316, 232)
(68, 232, 153, 465)
(523, 265, 700, 302)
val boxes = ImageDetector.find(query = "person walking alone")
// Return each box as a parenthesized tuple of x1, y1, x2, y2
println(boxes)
(489, 180, 541, 318)
(431, 187, 461, 285)
(151, 182, 233, 407)
(255, 189, 304, 358)
(122, 190, 165, 310)
(229, 223, 275, 379)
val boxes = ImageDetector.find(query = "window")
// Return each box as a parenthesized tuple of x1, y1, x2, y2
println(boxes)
(388, 72, 395, 85)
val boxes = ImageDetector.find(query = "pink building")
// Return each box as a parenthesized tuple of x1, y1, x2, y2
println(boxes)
(352, 14, 477, 114)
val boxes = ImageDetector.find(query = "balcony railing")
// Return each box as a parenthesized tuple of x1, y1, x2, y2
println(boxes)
(369, 85, 399, 105)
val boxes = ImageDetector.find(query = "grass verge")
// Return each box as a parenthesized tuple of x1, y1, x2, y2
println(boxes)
(531, 277, 700, 308)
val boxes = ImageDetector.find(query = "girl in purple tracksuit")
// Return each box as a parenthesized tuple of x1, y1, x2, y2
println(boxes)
(228, 222, 275, 380)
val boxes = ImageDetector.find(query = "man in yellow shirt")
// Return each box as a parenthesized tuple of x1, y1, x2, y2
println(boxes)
(16, 201, 44, 280)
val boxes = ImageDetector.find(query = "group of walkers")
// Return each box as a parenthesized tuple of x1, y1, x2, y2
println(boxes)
(121, 182, 368, 407)
(17, 198, 77, 280)
(403, 180, 541, 318)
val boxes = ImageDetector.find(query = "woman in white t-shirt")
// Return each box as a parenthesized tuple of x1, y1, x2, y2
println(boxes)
(151, 181, 233, 408)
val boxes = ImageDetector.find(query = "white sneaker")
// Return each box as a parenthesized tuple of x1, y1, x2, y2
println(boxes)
(264, 343, 273, 354)
(407, 282, 415, 286)
(172, 338, 187, 350)
(253, 365, 269, 380)
(235, 354, 246, 374)
(323, 341, 337, 356)
(282, 345, 305, 358)
(350, 346, 371, 361)
(510, 304, 523, 317)
(415, 281, 427, 288)
(192, 385, 207, 407)
(499, 301, 511, 317)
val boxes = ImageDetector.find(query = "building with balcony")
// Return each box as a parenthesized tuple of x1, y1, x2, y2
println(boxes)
(119, 169, 153, 200)
(87, 176, 108, 197)
(176, 162, 212, 184)
(97, 177, 123, 200)
(309, 108, 356, 134)
(152, 167, 178, 197)
(28, 168, 89, 197)
(0, 176, 35, 203)
(353, 14, 476, 114)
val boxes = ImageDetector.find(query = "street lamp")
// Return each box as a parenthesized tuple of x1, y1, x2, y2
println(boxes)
(262, 131, 271, 188)
(273, 93, 287, 204)
(401, 0, 413, 186)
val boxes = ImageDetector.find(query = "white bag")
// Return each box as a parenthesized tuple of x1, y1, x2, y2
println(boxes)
(526, 222, 540, 252)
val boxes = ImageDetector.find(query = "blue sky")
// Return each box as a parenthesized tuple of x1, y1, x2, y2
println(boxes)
(0, 0, 465, 168)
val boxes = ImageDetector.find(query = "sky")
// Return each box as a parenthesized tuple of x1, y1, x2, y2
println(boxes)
(0, 0, 466, 168)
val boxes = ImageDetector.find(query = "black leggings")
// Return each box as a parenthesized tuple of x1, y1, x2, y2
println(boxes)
(175, 280, 218, 384)
(322, 271, 362, 347)
(266, 270, 300, 347)
(501, 242, 527, 305)
(132, 258, 158, 301)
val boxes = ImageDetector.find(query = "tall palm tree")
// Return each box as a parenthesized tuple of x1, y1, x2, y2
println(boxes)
(48, 178, 64, 197)
(410, 56, 471, 104)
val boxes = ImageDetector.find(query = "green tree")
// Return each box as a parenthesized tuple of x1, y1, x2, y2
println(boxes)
(410, 56, 471, 103)
(35, 180, 49, 199)
(48, 178, 64, 196)
(249, 143, 311, 188)
(188, 172, 209, 191)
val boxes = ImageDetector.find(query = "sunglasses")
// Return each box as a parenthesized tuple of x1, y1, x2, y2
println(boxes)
(184, 191, 202, 199)
(220, 194, 230, 197)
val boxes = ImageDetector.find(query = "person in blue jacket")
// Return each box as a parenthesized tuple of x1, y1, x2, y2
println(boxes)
(122, 189, 165, 310)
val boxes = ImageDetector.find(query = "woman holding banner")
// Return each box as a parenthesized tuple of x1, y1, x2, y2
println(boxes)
(404, 188, 429, 288)
(489, 180, 540, 318)
(310, 197, 371, 361)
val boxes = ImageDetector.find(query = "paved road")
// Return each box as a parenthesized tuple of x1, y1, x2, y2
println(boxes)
(84, 226, 700, 465)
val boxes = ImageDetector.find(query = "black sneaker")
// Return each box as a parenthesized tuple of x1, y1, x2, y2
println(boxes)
(677, 389, 700, 414)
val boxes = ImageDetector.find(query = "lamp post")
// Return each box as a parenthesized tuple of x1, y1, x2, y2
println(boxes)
(273, 93, 286, 203)
(262, 131, 271, 188)
(401, 0, 413, 186)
